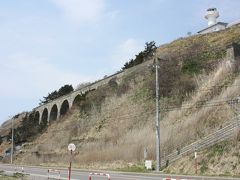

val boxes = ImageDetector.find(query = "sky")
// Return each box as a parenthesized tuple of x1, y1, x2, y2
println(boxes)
(0, 0, 240, 125)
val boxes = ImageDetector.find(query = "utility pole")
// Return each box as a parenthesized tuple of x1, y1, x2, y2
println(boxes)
(11, 117, 14, 164)
(155, 58, 161, 171)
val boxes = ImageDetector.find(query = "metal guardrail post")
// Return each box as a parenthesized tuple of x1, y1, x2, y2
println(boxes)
(89, 173, 110, 180)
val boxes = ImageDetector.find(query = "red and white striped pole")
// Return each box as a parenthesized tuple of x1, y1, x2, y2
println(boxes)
(67, 143, 76, 180)
(68, 149, 72, 180)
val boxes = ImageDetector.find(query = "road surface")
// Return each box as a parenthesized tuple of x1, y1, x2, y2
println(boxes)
(0, 164, 239, 180)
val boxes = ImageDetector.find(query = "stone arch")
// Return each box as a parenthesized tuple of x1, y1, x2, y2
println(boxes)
(49, 104, 58, 122)
(41, 108, 48, 125)
(34, 111, 40, 124)
(60, 100, 70, 116)
(72, 94, 82, 107)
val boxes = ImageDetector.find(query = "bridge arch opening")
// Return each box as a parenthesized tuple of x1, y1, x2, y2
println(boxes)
(60, 100, 69, 116)
(40, 108, 48, 128)
(73, 94, 83, 107)
(50, 104, 58, 122)
(34, 111, 40, 123)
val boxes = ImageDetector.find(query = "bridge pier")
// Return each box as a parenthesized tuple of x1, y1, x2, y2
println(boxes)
(47, 115, 50, 123)
(57, 111, 61, 120)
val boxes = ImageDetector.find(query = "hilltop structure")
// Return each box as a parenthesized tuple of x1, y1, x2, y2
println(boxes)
(198, 8, 228, 34)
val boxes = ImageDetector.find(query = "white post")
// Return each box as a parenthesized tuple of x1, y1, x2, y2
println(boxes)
(11, 117, 14, 164)
(155, 58, 161, 171)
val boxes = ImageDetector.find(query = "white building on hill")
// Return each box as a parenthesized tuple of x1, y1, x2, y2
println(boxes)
(198, 8, 228, 34)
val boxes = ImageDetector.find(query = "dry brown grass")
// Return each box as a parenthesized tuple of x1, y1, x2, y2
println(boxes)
(156, 24, 240, 59)
(160, 59, 238, 154)
(165, 139, 240, 176)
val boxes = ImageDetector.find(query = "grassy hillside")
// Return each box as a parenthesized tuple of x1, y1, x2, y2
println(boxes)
(1, 25, 240, 175)
(155, 24, 240, 99)
(164, 138, 240, 177)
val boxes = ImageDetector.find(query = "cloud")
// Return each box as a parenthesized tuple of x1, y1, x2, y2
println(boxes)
(110, 38, 144, 69)
(52, 0, 106, 26)
(0, 53, 94, 99)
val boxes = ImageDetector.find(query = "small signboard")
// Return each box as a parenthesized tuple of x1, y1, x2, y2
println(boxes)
(145, 160, 152, 170)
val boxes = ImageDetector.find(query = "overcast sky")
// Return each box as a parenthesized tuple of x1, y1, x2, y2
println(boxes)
(1, 0, 240, 125)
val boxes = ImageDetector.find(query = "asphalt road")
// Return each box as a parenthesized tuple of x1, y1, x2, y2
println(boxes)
(0, 164, 239, 180)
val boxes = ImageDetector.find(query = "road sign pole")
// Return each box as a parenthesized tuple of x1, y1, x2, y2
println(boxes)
(68, 143, 76, 180)
(68, 150, 72, 180)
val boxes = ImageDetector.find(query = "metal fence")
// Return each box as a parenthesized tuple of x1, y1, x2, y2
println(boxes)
(161, 115, 240, 167)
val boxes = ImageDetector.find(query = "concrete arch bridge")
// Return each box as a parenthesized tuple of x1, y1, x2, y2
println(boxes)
(33, 88, 88, 124)
(32, 59, 154, 124)
(32, 69, 129, 124)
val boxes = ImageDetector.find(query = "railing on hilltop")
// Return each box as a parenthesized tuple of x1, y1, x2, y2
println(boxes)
(161, 115, 240, 167)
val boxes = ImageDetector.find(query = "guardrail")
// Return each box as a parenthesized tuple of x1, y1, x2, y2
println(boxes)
(161, 115, 240, 167)
(163, 178, 193, 180)
(163, 115, 239, 157)
(89, 172, 110, 180)
(228, 97, 240, 114)
(47, 169, 61, 180)
(14, 166, 24, 173)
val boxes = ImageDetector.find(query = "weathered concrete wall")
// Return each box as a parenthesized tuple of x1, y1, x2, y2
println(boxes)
(233, 43, 240, 57)
(199, 23, 227, 34)
(226, 43, 240, 71)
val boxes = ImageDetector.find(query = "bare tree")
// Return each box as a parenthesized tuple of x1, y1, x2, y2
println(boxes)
(75, 82, 91, 90)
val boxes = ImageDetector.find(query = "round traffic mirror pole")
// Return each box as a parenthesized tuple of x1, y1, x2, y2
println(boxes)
(68, 143, 76, 180)
(68, 149, 72, 180)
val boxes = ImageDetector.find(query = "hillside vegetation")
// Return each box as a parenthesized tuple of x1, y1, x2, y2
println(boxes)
(1, 24, 240, 175)
(165, 138, 240, 176)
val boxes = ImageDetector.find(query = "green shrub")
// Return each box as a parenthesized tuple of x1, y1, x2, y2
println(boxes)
(122, 41, 157, 70)
(7, 111, 42, 144)
(116, 164, 148, 172)
(40, 84, 74, 104)
(182, 59, 201, 74)
(200, 161, 208, 174)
